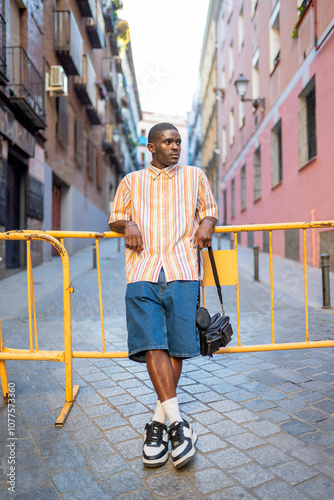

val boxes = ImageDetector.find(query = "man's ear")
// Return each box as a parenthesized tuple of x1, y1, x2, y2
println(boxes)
(147, 143, 155, 154)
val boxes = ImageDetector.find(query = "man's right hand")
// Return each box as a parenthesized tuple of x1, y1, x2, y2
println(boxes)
(124, 223, 144, 254)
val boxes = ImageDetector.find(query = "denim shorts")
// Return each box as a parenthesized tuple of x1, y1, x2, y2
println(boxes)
(125, 269, 200, 363)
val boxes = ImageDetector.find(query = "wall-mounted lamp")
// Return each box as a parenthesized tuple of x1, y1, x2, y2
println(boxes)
(234, 74, 265, 111)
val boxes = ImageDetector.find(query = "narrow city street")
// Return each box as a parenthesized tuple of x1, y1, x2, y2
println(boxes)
(1, 237, 334, 499)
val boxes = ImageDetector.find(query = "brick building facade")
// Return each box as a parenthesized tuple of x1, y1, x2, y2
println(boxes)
(0, 0, 142, 277)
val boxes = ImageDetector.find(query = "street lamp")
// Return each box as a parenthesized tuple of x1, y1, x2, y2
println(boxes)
(234, 74, 265, 111)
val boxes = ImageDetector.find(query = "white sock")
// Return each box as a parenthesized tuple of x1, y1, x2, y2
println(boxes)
(152, 400, 166, 424)
(161, 397, 182, 425)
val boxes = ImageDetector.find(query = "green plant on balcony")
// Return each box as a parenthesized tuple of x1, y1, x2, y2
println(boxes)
(292, 1, 311, 39)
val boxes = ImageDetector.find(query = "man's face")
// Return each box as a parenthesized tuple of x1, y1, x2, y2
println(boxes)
(148, 129, 181, 169)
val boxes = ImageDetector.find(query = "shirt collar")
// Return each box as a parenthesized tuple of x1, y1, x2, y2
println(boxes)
(148, 163, 179, 179)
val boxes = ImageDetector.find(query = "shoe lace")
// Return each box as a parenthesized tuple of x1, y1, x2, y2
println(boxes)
(170, 422, 183, 443)
(146, 422, 164, 444)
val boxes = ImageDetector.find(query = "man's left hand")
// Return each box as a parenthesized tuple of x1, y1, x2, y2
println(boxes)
(194, 217, 217, 249)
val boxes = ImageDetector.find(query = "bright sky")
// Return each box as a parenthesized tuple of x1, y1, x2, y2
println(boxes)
(120, 0, 210, 117)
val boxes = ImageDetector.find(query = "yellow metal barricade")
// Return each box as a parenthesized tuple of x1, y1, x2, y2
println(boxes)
(0, 231, 79, 426)
(0, 221, 334, 426)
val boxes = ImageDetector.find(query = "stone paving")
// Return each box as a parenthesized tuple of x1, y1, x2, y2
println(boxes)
(0, 236, 334, 499)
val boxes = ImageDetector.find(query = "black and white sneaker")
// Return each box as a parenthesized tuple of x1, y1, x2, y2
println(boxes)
(142, 421, 169, 468)
(169, 420, 197, 469)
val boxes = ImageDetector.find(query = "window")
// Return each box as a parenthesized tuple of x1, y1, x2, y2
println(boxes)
(222, 65, 226, 91)
(56, 97, 69, 149)
(140, 152, 145, 168)
(87, 139, 95, 181)
(229, 109, 235, 145)
(238, 5, 244, 53)
(231, 178, 235, 218)
(253, 146, 261, 201)
(298, 75, 317, 167)
(269, 2, 280, 73)
(271, 119, 282, 188)
(252, 49, 260, 101)
(222, 127, 227, 164)
(226, 0, 233, 21)
(239, 100, 245, 129)
(228, 40, 234, 81)
(241, 165, 246, 211)
(96, 151, 103, 190)
(74, 116, 84, 166)
(251, 0, 259, 16)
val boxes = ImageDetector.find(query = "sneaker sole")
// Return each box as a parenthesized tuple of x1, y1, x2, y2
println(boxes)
(143, 451, 169, 468)
(172, 431, 198, 469)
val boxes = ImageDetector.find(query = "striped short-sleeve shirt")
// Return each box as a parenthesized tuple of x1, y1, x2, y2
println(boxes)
(109, 163, 218, 283)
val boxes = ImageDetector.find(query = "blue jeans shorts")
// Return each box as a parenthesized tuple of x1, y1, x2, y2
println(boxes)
(125, 269, 200, 363)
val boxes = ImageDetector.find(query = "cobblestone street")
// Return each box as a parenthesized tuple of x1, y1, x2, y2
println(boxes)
(1, 237, 334, 499)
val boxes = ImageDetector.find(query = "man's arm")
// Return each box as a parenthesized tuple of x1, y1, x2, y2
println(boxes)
(109, 220, 143, 254)
(193, 216, 217, 250)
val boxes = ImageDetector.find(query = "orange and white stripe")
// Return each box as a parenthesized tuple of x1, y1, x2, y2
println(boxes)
(109, 164, 218, 283)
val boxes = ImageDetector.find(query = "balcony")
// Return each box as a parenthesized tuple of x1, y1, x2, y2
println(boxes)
(103, 1, 116, 35)
(75, 0, 95, 17)
(102, 57, 114, 92)
(103, 123, 117, 156)
(86, 0, 105, 49)
(110, 35, 119, 56)
(114, 55, 122, 73)
(74, 54, 96, 105)
(7, 47, 46, 130)
(0, 14, 9, 84)
(86, 105, 101, 125)
(54, 10, 83, 76)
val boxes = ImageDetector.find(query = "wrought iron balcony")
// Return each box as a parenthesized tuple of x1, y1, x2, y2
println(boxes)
(103, 1, 116, 35)
(75, 0, 95, 18)
(54, 10, 83, 76)
(86, 0, 105, 49)
(103, 123, 117, 155)
(73, 54, 96, 106)
(110, 34, 119, 56)
(0, 14, 9, 84)
(102, 57, 114, 92)
(7, 46, 46, 130)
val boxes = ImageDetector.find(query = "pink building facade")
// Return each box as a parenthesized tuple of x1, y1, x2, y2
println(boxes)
(217, 0, 334, 269)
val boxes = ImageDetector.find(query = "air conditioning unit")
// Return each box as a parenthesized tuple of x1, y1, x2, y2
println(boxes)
(45, 66, 68, 96)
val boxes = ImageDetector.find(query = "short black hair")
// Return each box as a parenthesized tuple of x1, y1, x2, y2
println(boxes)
(147, 123, 179, 144)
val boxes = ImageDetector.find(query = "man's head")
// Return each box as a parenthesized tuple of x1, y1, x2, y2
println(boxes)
(147, 123, 179, 144)
(147, 123, 181, 170)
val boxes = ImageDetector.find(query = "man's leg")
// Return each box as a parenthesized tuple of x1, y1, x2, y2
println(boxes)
(146, 350, 182, 402)
(146, 349, 197, 469)
(149, 351, 182, 423)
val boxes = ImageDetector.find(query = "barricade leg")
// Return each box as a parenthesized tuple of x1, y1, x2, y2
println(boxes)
(55, 254, 79, 427)
(0, 320, 9, 404)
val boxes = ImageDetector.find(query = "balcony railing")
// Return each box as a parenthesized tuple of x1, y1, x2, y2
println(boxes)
(7, 46, 46, 130)
(75, 0, 95, 18)
(102, 57, 114, 92)
(86, 0, 105, 49)
(54, 10, 83, 76)
(110, 34, 119, 56)
(103, 1, 116, 35)
(73, 54, 96, 106)
(0, 14, 8, 84)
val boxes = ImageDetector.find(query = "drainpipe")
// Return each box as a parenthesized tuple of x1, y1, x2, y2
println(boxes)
(314, 0, 318, 48)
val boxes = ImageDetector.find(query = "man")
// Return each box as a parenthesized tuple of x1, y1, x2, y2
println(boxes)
(109, 123, 217, 469)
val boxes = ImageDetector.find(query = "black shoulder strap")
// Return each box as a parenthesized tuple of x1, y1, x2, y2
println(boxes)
(197, 246, 225, 313)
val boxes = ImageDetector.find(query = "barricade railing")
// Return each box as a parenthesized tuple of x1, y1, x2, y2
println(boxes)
(0, 231, 78, 425)
(0, 221, 333, 426)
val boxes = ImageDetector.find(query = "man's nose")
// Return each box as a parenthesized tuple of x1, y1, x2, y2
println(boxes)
(172, 142, 180, 149)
